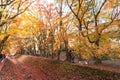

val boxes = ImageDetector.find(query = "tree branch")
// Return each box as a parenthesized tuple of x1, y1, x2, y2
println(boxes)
(0, 0, 15, 6)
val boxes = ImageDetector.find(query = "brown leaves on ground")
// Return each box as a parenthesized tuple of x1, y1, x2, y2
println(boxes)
(0, 55, 120, 80)
(0, 57, 47, 80)
(24, 56, 120, 80)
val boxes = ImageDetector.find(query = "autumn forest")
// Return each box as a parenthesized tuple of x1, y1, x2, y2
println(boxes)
(0, 0, 120, 80)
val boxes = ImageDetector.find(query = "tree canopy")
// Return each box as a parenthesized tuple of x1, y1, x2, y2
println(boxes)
(0, 0, 120, 63)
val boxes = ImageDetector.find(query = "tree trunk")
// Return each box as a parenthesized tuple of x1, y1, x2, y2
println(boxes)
(66, 51, 71, 62)
(94, 39, 102, 64)
(0, 35, 9, 53)
(33, 43, 36, 56)
(64, 40, 71, 62)
(39, 47, 42, 56)
(57, 44, 62, 60)
(43, 47, 46, 57)
(51, 43, 54, 59)
(94, 58, 102, 64)
(57, 51, 60, 60)
(51, 52, 53, 59)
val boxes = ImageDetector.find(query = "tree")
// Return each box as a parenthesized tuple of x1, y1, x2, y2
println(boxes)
(0, 0, 32, 54)
(34, 0, 60, 58)
(54, 0, 73, 62)
(66, 0, 120, 63)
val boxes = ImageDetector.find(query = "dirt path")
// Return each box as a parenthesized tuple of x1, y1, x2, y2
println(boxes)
(0, 57, 47, 80)
(0, 55, 119, 80)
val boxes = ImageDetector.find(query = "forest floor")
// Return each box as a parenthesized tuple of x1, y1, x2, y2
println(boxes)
(0, 55, 120, 80)
(0, 55, 47, 80)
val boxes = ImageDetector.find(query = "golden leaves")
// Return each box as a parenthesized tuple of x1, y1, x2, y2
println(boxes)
(104, 0, 119, 10)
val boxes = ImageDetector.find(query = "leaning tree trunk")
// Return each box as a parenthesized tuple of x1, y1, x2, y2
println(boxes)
(0, 35, 9, 53)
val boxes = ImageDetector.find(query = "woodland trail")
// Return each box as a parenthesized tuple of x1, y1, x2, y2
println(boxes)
(0, 55, 119, 80)
(0, 56, 47, 80)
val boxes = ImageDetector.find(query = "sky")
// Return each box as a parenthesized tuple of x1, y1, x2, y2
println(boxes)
(46, 0, 54, 3)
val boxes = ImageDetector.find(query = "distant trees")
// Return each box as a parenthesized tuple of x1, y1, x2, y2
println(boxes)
(21, 0, 119, 63)
(2, 0, 120, 64)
